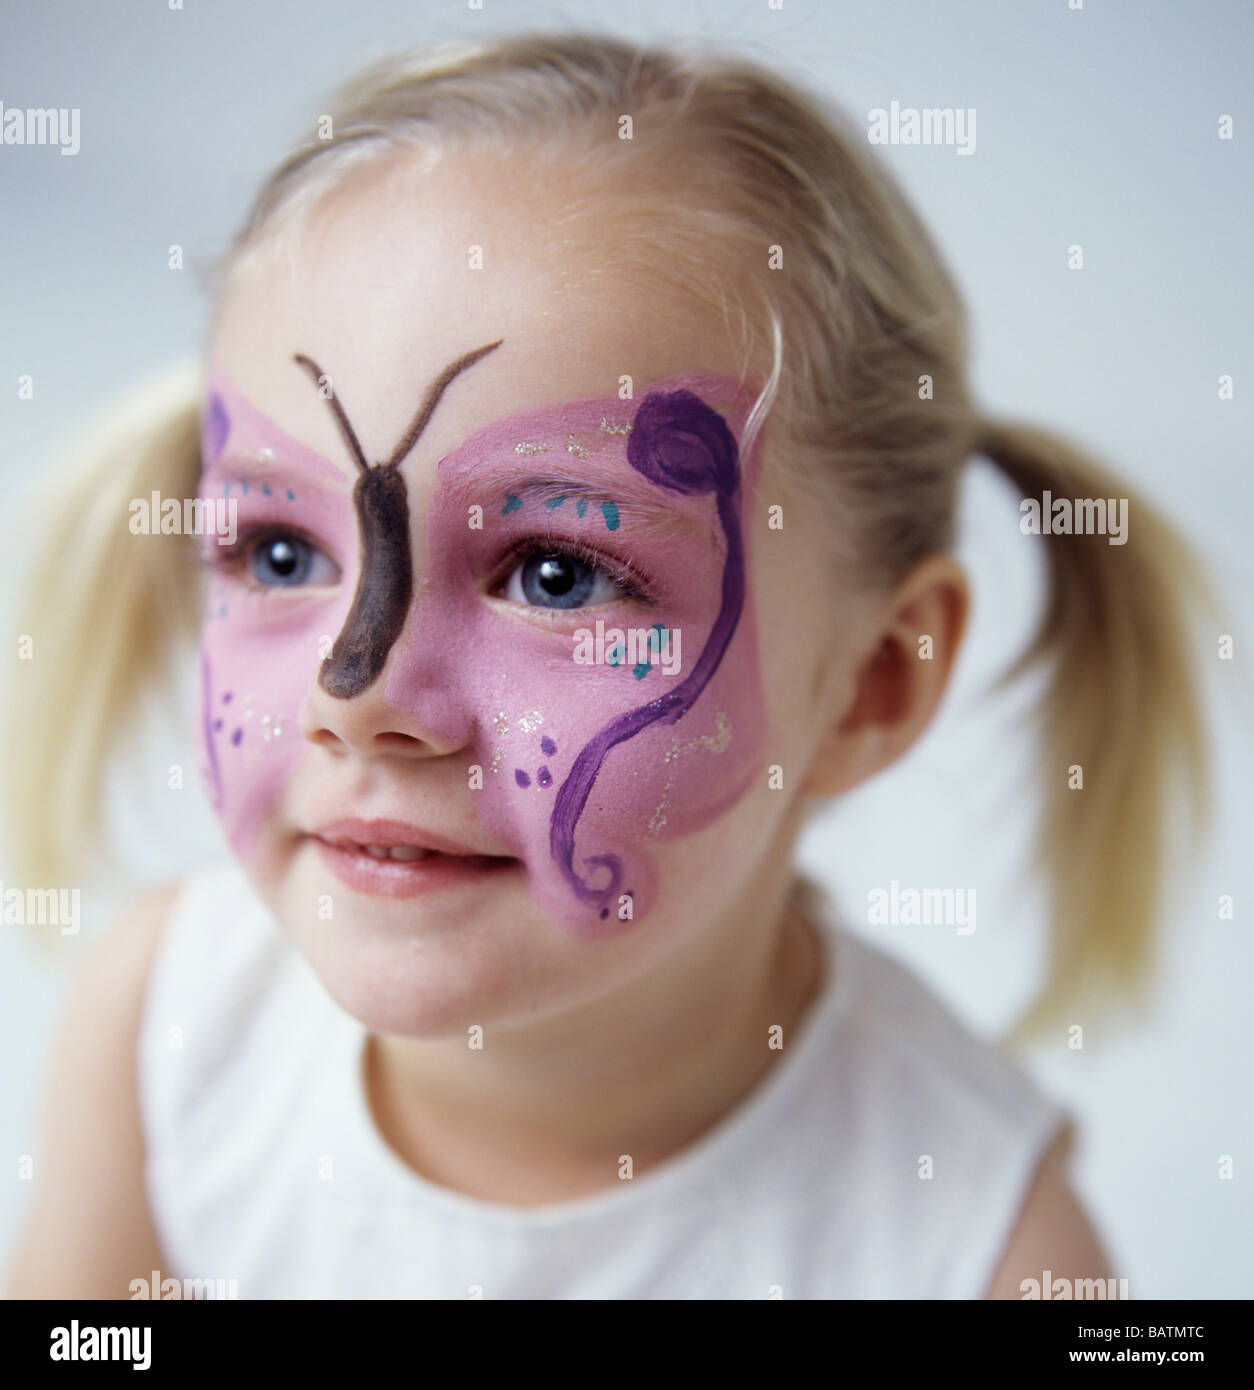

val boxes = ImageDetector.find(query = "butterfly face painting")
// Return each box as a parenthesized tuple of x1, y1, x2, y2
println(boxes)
(196, 339, 767, 936)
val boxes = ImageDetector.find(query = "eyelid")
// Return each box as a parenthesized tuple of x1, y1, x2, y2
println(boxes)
(200, 522, 342, 585)
(491, 535, 656, 606)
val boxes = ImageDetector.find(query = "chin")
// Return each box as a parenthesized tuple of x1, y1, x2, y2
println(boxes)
(256, 855, 540, 1037)
(302, 935, 515, 1038)
(237, 829, 689, 1038)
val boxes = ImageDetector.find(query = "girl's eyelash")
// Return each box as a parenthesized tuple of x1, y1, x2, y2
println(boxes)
(197, 523, 331, 575)
(199, 523, 654, 604)
(492, 535, 656, 605)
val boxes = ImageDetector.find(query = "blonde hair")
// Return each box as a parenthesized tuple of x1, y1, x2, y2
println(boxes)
(4, 31, 1209, 1039)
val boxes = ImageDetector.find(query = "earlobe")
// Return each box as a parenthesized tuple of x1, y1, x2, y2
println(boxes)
(800, 554, 969, 800)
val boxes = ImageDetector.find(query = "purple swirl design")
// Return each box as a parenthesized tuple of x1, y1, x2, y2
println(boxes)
(549, 388, 745, 910)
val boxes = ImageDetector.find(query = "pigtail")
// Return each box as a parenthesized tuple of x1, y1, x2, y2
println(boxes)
(2, 362, 206, 892)
(977, 418, 1212, 1041)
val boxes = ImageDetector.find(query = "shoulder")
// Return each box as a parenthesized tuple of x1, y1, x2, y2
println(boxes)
(829, 923, 1063, 1134)
(134, 858, 296, 1114)
(4, 879, 182, 1297)
(44, 878, 183, 1096)
(808, 908, 1076, 1296)
(983, 1124, 1112, 1299)
(77, 880, 181, 1003)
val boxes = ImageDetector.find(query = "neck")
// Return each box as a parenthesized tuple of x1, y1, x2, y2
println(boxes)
(365, 862, 825, 1205)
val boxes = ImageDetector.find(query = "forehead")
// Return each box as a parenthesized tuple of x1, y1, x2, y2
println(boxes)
(209, 149, 752, 480)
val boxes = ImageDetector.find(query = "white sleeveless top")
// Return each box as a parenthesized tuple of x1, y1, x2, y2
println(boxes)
(137, 860, 1067, 1299)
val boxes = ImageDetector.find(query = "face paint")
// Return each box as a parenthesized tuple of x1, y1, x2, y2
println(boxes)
(548, 389, 746, 911)
(382, 373, 767, 936)
(196, 363, 359, 854)
(292, 342, 502, 698)
(196, 360, 767, 934)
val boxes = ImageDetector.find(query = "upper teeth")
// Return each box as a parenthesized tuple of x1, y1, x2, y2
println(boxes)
(360, 844, 431, 860)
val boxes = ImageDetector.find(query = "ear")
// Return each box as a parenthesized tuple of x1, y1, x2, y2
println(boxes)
(803, 553, 969, 798)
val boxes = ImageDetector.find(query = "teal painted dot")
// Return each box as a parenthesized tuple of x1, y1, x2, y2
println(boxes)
(600, 500, 620, 531)
(241, 480, 249, 495)
(223, 482, 230, 497)
(544, 495, 565, 509)
(632, 662, 650, 679)
(608, 644, 624, 666)
(502, 494, 522, 514)
(575, 498, 587, 518)
(286, 489, 295, 501)
(648, 624, 668, 656)
(261, 484, 271, 496)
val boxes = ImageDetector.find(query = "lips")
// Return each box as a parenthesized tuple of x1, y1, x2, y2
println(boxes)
(309, 818, 519, 899)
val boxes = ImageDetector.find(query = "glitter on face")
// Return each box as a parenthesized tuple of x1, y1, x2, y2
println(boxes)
(195, 361, 359, 856)
(648, 710, 733, 837)
(199, 361, 767, 935)
(381, 370, 767, 934)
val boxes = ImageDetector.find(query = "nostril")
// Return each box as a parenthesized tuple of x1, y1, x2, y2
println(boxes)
(372, 731, 426, 753)
(306, 728, 348, 752)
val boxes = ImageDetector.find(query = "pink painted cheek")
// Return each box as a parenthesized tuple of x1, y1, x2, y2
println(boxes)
(197, 591, 323, 855)
(382, 531, 765, 939)
(196, 369, 357, 857)
(481, 607, 762, 936)
(380, 373, 768, 936)
(196, 520, 357, 857)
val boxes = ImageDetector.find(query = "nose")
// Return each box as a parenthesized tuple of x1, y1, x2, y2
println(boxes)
(299, 646, 469, 761)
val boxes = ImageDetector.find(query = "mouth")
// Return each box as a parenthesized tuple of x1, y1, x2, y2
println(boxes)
(310, 818, 520, 899)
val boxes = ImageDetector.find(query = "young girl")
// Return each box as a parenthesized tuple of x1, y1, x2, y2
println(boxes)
(4, 31, 1206, 1299)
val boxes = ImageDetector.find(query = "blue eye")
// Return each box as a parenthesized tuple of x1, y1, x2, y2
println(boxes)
(504, 551, 624, 610)
(250, 534, 337, 587)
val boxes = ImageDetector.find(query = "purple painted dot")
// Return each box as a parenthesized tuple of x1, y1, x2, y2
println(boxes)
(514, 769, 531, 788)
(213, 718, 223, 732)
(222, 692, 233, 704)
(540, 736, 557, 756)
(537, 766, 552, 787)
(231, 727, 243, 747)
(599, 908, 609, 920)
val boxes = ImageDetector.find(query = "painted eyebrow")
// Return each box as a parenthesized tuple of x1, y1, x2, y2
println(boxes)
(457, 471, 711, 540)
(199, 453, 352, 494)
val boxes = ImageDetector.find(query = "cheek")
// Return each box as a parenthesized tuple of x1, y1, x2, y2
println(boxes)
(382, 531, 766, 940)
(197, 617, 303, 856)
(195, 538, 356, 861)
(197, 593, 326, 857)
